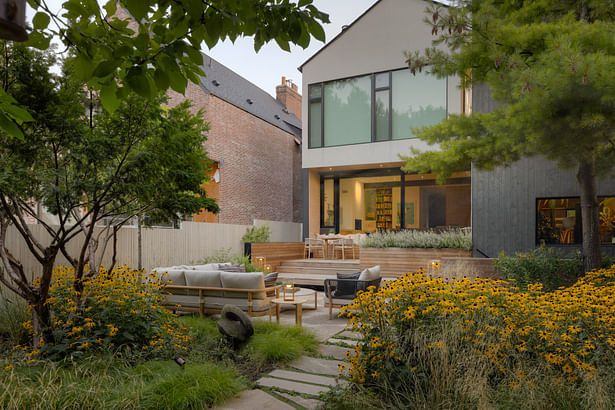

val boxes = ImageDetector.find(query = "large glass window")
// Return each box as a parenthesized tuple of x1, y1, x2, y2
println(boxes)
(537, 197, 615, 245)
(392, 70, 447, 140)
(308, 85, 322, 148)
(308, 69, 447, 148)
(323, 76, 371, 146)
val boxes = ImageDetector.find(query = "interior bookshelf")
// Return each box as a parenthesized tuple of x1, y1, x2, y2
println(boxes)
(376, 188, 393, 231)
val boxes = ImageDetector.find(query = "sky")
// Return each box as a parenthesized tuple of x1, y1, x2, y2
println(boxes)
(26, 0, 379, 97)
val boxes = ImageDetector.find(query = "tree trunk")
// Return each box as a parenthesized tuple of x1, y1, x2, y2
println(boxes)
(577, 159, 601, 272)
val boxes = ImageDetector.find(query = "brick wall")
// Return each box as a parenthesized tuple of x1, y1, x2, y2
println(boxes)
(168, 83, 302, 225)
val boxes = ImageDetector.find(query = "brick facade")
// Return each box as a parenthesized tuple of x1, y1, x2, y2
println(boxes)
(168, 82, 302, 225)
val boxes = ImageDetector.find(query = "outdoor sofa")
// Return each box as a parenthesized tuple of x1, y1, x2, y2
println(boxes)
(324, 265, 382, 320)
(153, 263, 280, 317)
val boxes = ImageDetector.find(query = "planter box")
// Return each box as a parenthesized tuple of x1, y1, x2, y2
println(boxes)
(360, 247, 472, 278)
(438, 257, 501, 280)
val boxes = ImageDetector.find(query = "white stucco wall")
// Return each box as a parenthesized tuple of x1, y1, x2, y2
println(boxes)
(301, 0, 460, 169)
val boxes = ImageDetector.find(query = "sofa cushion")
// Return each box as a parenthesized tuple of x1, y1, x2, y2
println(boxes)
(220, 271, 266, 299)
(333, 271, 361, 297)
(358, 265, 381, 281)
(156, 269, 187, 295)
(184, 270, 224, 297)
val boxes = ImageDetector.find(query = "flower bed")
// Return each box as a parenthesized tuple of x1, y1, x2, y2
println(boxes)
(336, 267, 615, 408)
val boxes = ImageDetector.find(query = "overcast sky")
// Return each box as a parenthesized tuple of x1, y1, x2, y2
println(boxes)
(26, 1, 380, 97)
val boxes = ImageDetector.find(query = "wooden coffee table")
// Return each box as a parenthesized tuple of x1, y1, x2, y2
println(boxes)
(293, 288, 318, 310)
(271, 296, 309, 326)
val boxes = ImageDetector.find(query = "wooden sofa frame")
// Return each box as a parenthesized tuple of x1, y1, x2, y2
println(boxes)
(164, 284, 281, 318)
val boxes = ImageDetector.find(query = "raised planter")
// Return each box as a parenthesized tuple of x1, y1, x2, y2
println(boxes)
(360, 247, 472, 278)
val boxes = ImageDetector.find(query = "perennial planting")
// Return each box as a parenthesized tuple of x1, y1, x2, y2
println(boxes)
(18, 266, 189, 361)
(340, 267, 615, 406)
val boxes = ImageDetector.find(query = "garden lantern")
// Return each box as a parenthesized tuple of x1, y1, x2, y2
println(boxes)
(283, 283, 294, 301)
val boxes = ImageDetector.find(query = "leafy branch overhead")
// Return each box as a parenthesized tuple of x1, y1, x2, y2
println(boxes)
(26, 0, 330, 114)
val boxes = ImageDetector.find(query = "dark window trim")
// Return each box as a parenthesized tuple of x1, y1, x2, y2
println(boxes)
(308, 67, 447, 149)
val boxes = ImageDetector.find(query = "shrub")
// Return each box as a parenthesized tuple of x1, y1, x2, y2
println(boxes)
(201, 248, 258, 272)
(360, 228, 472, 249)
(241, 225, 271, 243)
(495, 245, 583, 291)
(496, 245, 615, 291)
(339, 269, 615, 408)
(22, 266, 189, 361)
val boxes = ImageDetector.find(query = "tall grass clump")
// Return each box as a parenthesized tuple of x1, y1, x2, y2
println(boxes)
(0, 356, 245, 409)
(360, 228, 472, 249)
(327, 268, 615, 409)
(0, 294, 29, 353)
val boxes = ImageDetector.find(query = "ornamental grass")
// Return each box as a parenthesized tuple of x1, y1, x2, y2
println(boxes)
(360, 228, 472, 249)
(335, 267, 615, 408)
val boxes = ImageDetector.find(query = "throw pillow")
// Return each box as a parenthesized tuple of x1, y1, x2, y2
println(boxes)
(263, 272, 279, 297)
(358, 265, 381, 281)
(333, 271, 360, 297)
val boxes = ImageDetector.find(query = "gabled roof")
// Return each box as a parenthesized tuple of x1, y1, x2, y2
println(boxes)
(198, 54, 302, 139)
(298, 0, 449, 72)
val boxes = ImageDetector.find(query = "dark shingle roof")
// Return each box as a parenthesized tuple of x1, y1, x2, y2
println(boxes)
(198, 54, 302, 139)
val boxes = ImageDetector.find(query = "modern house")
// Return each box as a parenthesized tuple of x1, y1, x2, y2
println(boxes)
(300, 0, 471, 238)
(299, 0, 615, 257)
(168, 55, 304, 226)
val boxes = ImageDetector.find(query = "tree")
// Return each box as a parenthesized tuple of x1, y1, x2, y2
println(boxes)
(401, 0, 615, 272)
(0, 0, 329, 138)
(0, 43, 217, 345)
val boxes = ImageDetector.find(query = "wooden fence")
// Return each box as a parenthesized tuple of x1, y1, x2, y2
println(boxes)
(360, 248, 472, 278)
(250, 242, 305, 272)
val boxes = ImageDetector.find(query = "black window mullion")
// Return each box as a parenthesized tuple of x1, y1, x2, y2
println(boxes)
(388, 71, 392, 140)
(320, 83, 324, 147)
(371, 74, 375, 142)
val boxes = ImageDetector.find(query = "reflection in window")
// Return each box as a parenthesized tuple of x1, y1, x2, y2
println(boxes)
(308, 85, 322, 148)
(323, 179, 335, 226)
(536, 197, 615, 244)
(392, 70, 447, 140)
(324, 76, 371, 146)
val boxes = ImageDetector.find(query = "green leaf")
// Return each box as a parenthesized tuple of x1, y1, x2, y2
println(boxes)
(93, 60, 117, 78)
(100, 83, 121, 113)
(32, 12, 50, 30)
(125, 66, 154, 99)
(103, 0, 117, 17)
(123, 0, 149, 21)
(275, 37, 291, 52)
(3, 103, 33, 123)
(153, 68, 170, 91)
(24, 31, 51, 50)
(309, 21, 326, 42)
(0, 112, 24, 139)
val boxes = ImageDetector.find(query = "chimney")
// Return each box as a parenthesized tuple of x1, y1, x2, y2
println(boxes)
(276, 76, 302, 120)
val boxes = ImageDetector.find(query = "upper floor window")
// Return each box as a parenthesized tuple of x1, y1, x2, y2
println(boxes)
(308, 68, 447, 148)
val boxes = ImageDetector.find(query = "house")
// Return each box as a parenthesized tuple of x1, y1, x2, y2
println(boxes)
(299, 0, 615, 257)
(168, 55, 303, 225)
(299, 0, 471, 238)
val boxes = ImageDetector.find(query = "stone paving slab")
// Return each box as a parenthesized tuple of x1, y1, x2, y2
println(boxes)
(269, 369, 345, 387)
(318, 344, 353, 361)
(290, 356, 342, 377)
(277, 392, 323, 410)
(328, 338, 359, 346)
(214, 389, 294, 410)
(257, 377, 329, 396)
(336, 330, 362, 340)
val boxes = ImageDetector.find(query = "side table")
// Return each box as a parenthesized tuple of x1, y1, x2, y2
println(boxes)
(271, 297, 309, 327)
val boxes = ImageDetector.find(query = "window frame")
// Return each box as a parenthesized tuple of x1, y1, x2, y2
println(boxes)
(308, 68, 448, 149)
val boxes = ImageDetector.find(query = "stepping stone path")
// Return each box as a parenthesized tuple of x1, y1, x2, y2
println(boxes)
(250, 329, 363, 409)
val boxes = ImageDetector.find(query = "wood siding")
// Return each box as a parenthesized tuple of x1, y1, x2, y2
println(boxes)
(250, 242, 306, 272)
(472, 84, 615, 258)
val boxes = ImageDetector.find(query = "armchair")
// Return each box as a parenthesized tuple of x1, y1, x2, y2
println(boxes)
(324, 277, 382, 320)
